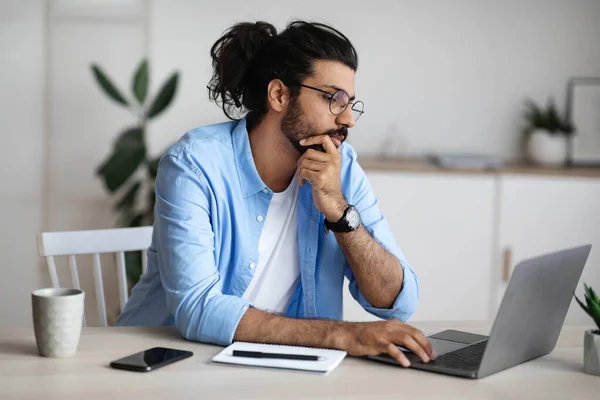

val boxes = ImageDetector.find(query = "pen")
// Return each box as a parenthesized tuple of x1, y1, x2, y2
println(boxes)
(232, 350, 323, 361)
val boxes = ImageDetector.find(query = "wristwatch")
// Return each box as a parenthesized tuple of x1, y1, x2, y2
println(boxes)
(324, 205, 361, 234)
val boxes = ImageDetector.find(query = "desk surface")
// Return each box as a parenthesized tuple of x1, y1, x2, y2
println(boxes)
(1, 321, 598, 399)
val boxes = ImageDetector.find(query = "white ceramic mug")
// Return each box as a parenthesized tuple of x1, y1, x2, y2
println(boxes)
(31, 288, 85, 358)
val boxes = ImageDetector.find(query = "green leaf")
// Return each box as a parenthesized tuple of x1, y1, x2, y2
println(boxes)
(124, 251, 143, 286)
(117, 212, 145, 228)
(96, 127, 146, 192)
(130, 212, 144, 227)
(146, 186, 156, 223)
(582, 292, 600, 329)
(114, 127, 144, 149)
(146, 72, 179, 119)
(587, 296, 600, 329)
(584, 283, 599, 305)
(132, 59, 149, 105)
(575, 293, 592, 316)
(522, 97, 573, 136)
(114, 181, 141, 211)
(148, 156, 161, 179)
(91, 64, 129, 107)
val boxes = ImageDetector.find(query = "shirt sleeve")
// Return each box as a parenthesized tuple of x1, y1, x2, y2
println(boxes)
(154, 154, 251, 346)
(343, 150, 419, 321)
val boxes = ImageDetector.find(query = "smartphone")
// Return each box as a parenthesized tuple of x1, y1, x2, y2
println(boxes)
(109, 347, 193, 372)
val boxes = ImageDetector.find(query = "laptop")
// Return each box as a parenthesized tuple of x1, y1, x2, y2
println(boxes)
(369, 244, 592, 379)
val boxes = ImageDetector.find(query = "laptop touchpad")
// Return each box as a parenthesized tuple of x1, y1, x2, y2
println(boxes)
(398, 337, 468, 356)
(426, 338, 469, 356)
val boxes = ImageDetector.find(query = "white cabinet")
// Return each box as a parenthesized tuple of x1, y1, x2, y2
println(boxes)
(496, 175, 600, 324)
(343, 171, 497, 322)
(344, 169, 600, 325)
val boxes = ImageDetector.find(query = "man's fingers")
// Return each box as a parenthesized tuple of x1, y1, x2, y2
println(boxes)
(298, 159, 325, 173)
(300, 135, 339, 155)
(319, 135, 338, 154)
(386, 342, 411, 368)
(298, 168, 319, 185)
(301, 148, 330, 162)
(411, 329, 437, 360)
(395, 335, 430, 363)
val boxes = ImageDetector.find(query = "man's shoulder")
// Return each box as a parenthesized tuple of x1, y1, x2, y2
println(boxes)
(339, 141, 360, 171)
(165, 120, 237, 161)
(338, 141, 371, 195)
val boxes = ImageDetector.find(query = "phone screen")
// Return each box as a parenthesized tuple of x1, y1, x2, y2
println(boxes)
(110, 347, 193, 372)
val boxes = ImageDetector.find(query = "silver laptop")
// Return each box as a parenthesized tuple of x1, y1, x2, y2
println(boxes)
(369, 245, 592, 379)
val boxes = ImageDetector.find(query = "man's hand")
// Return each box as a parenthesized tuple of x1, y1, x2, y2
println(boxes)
(340, 319, 437, 367)
(297, 135, 347, 221)
(235, 308, 436, 368)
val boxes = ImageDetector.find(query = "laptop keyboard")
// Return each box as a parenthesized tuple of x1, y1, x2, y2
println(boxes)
(423, 340, 488, 371)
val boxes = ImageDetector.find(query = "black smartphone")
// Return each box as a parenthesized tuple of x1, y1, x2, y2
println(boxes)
(109, 347, 193, 372)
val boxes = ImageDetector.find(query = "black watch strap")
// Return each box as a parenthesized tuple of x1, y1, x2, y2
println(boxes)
(324, 216, 348, 232)
(324, 205, 360, 233)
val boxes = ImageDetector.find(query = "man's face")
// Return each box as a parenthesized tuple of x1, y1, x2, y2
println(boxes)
(281, 60, 357, 154)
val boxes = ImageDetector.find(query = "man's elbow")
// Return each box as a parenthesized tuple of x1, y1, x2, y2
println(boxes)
(173, 300, 202, 342)
(391, 271, 419, 321)
(168, 289, 211, 342)
(172, 293, 250, 346)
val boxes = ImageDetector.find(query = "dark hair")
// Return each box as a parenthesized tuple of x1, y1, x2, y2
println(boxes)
(207, 20, 358, 127)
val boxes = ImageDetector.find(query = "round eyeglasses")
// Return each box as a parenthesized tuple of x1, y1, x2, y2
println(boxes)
(297, 84, 364, 122)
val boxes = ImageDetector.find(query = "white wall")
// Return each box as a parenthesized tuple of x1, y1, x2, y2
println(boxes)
(1, 0, 600, 327)
(148, 0, 600, 159)
(0, 0, 45, 327)
(46, 0, 147, 325)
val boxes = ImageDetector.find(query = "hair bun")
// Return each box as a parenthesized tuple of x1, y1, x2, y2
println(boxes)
(208, 21, 277, 118)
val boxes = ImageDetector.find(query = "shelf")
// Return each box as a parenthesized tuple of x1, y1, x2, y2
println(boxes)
(358, 157, 600, 179)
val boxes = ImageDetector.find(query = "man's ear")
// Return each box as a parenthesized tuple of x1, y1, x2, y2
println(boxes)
(266, 79, 290, 113)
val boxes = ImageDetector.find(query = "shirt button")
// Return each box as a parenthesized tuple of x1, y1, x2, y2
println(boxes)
(262, 188, 268, 193)
(249, 262, 255, 270)
(256, 215, 264, 222)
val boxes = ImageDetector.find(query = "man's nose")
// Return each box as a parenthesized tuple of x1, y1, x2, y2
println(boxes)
(336, 106, 356, 128)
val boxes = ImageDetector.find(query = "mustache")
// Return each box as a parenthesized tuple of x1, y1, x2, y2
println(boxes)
(290, 127, 350, 155)
(325, 127, 349, 141)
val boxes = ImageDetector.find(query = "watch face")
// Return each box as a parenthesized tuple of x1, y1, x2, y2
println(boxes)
(346, 207, 361, 229)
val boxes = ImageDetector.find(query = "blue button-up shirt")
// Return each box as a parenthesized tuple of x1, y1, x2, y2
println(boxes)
(116, 118, 419, 346)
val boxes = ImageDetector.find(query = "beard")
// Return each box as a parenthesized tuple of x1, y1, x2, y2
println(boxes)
(281, 95, 348, 155)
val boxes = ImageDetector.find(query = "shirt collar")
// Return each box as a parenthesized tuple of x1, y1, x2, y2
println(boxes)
(232, 118, 268, 198)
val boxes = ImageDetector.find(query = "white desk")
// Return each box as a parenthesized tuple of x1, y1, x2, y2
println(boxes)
(1, 321, 598, 399)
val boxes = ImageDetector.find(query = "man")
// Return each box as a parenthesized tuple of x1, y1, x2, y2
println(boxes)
(116, 20, 436, 367)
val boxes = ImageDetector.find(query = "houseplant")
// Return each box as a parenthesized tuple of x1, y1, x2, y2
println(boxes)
(522, 97, 574, 166)
(91, 58, 179, 285)
(574, 283, 600, 376)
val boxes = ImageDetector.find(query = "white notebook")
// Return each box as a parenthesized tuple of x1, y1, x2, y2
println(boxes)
(212, 341, 347, 375)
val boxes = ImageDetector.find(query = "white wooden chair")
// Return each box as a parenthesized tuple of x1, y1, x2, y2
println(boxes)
(36, 227, 153, 327)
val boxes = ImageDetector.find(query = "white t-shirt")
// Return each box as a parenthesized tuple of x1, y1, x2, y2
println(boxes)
(242, 177, 300, 313)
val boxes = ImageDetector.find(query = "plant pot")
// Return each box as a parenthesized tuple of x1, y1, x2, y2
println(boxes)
(526, 129, 568, 167)
(584, 329, 600, 376)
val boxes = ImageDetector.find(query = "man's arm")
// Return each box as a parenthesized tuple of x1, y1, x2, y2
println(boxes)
(332, 225, 403, 308)
(297, 136, 404, 309)
(234, 307, 436, 367)
(154, 154, 252, 346)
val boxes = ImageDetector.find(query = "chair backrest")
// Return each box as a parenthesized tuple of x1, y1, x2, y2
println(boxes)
(36, 226, 153, 327)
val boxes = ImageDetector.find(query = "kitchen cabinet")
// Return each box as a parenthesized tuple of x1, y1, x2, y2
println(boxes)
(343, 171, 496, 322)
(496, 175, 600, 324)
(343, 164, 600, 325)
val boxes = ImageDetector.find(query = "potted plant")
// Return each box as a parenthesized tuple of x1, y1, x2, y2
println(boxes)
(574, 283, 600, 376)
(522, 97, 574, 166)
(90, 59, 179, 286)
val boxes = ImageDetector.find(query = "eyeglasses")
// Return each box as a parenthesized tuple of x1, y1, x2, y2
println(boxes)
(296, 84, 364, 122)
